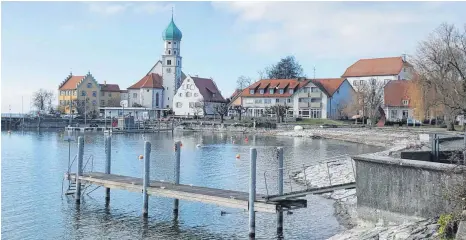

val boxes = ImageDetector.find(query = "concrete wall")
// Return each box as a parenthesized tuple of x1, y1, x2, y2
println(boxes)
(353, 154, 466, 224)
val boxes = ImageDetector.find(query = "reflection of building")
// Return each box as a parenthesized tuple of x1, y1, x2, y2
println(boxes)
(58, 72, 100, 115)
(173, 75, 226, 116)
(238, 78, 354, 119)
(99, 82, 121, 107)
(342, 55, 415, 90)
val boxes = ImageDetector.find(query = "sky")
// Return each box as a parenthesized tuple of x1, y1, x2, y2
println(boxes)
(1, 1, 465, 113)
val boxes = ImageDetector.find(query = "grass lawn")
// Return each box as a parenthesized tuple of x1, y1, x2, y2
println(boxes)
(294, 119, 347, 125)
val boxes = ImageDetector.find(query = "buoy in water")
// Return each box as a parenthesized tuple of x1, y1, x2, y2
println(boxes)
(236, 154, 240, 159)
(138, 155, 144, 160)
(196, 144, 201, 148)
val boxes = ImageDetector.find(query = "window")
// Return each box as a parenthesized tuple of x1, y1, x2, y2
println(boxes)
(264, 99, 272, 104)
(167, 60, 172, 65)
(311, 109, 322, 119)
(101, 100, 105, 106)
(133, 93, 137, 98)
(250, 89, 255, 94)
(269, 89, 274, 94)
(311, 87, 319, 93)
(259, 89, 264, 94)
(92, 100, 97, 106)
(360, 80, 364, 85)
(390, 110, 398, 119)
(174, 42, 176, 46)
(189, 102, 194, 108)
(101, 92, 105, 96)
(254, 99, 262, 104)
(92, 91, 97, 97)
(279, 89, 284, 94)
(402, 100, 409, 106)
(177, 60, 180, 65)
(186, 92, 192, 97)
(176, 102, 182, 108)
(179, 93, 182, 97)
(353, 80, 359, 86)
(167, 68, 171, 73)
(156, 93, 159, 107)
(109, 93, 112, 97)
(403, 68, 406, 72)
(175, 51, 177, 55)
(276, 99, 279, 103)
(168, 41, 171, 44)
(311, 98, 321, 102)
(168, 50, 171, 54)
(402, 110, 409, 119)
(245, 99, 254, 104)
(87, 83, 92, 88)
(303, 87, 310, 93)
(287, 98, 291, 103)
(299, 98, 310, 103)
(194, 93, 199, 97)
(195, 102, 201, 108)
(81, 91, 86, 96)
(289, 89, 294, 94)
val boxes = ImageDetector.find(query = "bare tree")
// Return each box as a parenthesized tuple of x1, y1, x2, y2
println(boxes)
(230, 105, 248, 121)
(193, 98, 205, 118)
(107, 98, 121, 107)
(32, 89, 54, 111)
(413, 22, 466, 130)
(266, 105, 290, 123)
(352, 79, 385, 125)
(236, 76, 252, 90)
(214, 99, 230, 123)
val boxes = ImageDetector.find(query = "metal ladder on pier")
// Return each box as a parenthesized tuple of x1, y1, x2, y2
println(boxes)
(62, 155, 95, 197)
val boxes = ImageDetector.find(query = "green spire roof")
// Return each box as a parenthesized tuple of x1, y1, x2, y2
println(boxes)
(163, 15, 182, 41)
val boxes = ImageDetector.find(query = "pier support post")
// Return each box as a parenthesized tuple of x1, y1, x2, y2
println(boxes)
(173, 141, 181, 217)
(105, 135, 112, 202)
(249, 148, 257, 239)
(143, 141, 151, 218)
(75, 136, 84, 204)
(276, 147, 284, 236)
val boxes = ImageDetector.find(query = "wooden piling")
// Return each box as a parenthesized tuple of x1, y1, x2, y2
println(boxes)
(173, 141, 181, 216)
(105, 135, 111, 202)
(143, 141, 151, 217)
(249, 148, 257, 239)
(276, 147, 284, 236)
(75, 136, 84, 204)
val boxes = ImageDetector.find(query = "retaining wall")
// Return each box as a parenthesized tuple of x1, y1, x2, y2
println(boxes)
(353, 154, 466, 224)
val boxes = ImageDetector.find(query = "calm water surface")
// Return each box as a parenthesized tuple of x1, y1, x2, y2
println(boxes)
(2, 130, 383, 240)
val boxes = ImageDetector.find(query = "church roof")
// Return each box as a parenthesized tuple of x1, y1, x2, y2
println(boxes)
(128, 73, 163, 89)
(163, 17, 182, 41)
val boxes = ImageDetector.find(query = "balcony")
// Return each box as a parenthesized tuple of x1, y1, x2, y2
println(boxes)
(299, 102, 321, 108)
(309, 92, 321, 98)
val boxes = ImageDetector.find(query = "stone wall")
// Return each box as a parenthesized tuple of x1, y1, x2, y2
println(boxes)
(353, 153, 466, 224)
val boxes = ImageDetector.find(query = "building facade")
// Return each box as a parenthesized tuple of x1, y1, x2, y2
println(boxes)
(99, 82, 121, 107)
(342, 55, 415, 90)
(173, 76, 226, 116)
(58, 72, 100, 115)
(383, 80, 414, 121)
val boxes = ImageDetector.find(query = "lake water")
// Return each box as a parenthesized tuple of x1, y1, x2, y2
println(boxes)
(1, 130, 383, 239)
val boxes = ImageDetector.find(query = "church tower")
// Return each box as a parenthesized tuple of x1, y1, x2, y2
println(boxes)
(161, 13, 183, 109)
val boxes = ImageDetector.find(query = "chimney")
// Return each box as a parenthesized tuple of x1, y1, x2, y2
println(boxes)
(401, 54, 407, 62)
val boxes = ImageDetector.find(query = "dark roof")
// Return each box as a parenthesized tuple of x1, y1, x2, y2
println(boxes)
(128, 73, 163, 89)
(100, 84, 120, 92)
(120, 90, 128, 93)
(384, 80, 412, 107)
(191, 77, 226, 102)
(342, 57, 411, 78)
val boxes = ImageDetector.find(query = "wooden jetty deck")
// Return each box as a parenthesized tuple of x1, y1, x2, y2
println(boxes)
(67, 172, 307, 213)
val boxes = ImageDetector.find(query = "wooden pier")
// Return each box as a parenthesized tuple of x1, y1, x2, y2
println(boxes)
(66, 172, 306, 213)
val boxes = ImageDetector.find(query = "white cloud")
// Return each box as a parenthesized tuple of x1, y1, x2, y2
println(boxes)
(212, 2, 465, 59)
(86, 2, 172, 16)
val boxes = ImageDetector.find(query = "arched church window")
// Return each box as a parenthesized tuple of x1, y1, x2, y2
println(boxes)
(168, 50, 171, 54)
(174, 50, 177, 55)
(156, 93, 159, 107)
(168, 41, 171, 45)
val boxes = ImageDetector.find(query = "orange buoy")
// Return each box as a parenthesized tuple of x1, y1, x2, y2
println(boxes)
(236, 154, 240, 159)
(139, 155, 144, 160)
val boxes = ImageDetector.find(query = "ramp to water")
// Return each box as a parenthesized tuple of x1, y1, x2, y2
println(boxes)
(67, 172, 307, 213)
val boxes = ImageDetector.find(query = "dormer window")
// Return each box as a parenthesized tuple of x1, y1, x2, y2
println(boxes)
(269, 89, 274, 94)
(289, 89, 294, 94)
(259, 89, 264, 94)
(279, 89, 284, 94)
(250, 89, 254, 94)
(402, 100, 409, 106)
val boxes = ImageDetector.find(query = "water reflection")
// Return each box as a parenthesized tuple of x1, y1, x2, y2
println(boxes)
(2, 130, 383, 239)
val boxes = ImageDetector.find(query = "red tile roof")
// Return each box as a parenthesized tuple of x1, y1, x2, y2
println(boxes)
(191, 77, 226, 102)
(100, 84, 120, 92)
(128, 73, 163, 89)
(311, 78, 346, 97)
(241, 79, 310, 97)
(59, 75, 85, 90)
(342, 57, 411, 78)
(384, 80, 412, 107)
(230, 89, 242, 100)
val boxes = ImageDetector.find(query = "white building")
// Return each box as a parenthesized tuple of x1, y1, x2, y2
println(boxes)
(173, 76, 226, 116)
(383, 80, 414, 121)
(342, 55, 415, 90)
(126, 14, 186, 110)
